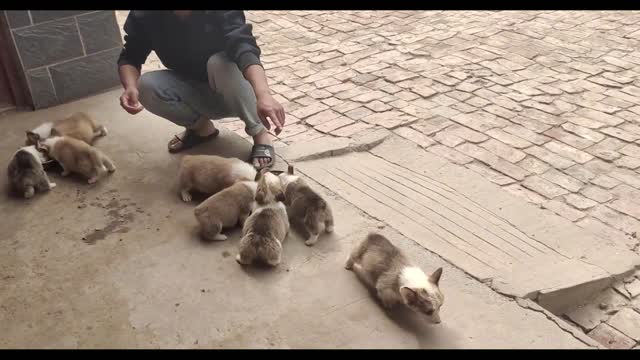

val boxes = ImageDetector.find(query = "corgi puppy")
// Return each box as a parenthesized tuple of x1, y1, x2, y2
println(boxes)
(346, 233, 444, 324)
(7, 145, 56, 198)
(194, 180, 258, 241)
(26, 112, 107, 146)
(40, 136, 116, 184)
(236, 170, 289, 267)
(178, 155, 257, 202)
(279, 165, 334, 246)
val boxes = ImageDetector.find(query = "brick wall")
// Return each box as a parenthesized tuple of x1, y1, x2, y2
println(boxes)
(2, 11, 122, 109)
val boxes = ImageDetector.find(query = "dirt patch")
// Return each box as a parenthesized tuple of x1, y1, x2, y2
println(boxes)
(80, 189, 140, 245)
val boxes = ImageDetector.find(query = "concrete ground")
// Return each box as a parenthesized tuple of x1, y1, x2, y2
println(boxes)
(2, 9, 640, 349)
(0, 90, 601, 349)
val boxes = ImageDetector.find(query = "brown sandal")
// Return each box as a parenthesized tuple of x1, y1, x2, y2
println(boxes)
(168, 129, 220, 153)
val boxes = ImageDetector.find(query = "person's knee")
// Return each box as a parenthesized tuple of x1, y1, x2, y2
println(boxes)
(207, 53, 239, 92)
(206, 53, 230, 74)
(137, 72, 159, 108)
(138, 72, 181, 109)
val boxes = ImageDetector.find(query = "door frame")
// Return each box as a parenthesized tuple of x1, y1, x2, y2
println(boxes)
(0, 12, 33, 110)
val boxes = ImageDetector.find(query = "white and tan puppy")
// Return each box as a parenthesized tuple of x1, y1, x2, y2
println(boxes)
(236, 170, 289, 267)
(26, 112, 107, 146)
(346, 233, 444, 324)
(7, 145, 56, 198)
(40, 136, 116, 184)
(194, 180, 258, 241)
(279, 165, 334, 246)
(177, 155, 257, 202)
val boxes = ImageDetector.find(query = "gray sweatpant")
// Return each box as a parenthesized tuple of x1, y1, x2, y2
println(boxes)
(137, 52, 266, 137)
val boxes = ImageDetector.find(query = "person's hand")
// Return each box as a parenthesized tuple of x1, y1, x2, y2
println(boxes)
(120, 87, 144, 115)
(256, 93, 285, 135)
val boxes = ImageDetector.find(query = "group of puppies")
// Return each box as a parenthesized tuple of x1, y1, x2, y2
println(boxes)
(7, 113, 446, 323)
(178, 154, 334, 266)
(7, 112, 115, 198)
(178, 154, 445, 323)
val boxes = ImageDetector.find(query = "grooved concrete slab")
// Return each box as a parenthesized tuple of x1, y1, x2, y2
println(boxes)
(294, 136, 639, 305)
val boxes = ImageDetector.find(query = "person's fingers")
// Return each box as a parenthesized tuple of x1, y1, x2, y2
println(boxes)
(276, 107, 286, 127)
(121, 95, 143, 114)
(269, 110, 283, 132)
(258, 110, 271, 130)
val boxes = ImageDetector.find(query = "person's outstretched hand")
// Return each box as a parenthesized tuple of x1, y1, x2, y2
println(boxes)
(256, 93, 285, 135)
(120, 87, 144, 115)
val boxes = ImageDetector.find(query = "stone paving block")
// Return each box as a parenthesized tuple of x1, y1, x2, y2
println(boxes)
(393, 127, 435, 148)
(564, 194, 598, 210)
(581, 186, 614, 204)
(522, 176, 569, 199)
(456, 143, 529, 180)
(566, 288, 628, 331)
(592, 205, 640, 235)
(591, 175, 621, 189)
(609, 169, 640, 189)
(503, 184, 547, 205)
(480, 139, 527, 163)
(524, 146, 575, 169)
(451, 111, 508, 132)
(626, 279, 640, 298)
(543, 141, 594, 164)
(563, 165, 596, 183)
(427, 144, 474, 165)
(544, 128, 594, 150)
(588, 323, 636, 349)
(608, 308, 640, 341)
(543, 199, 586, 221)
(465, 162, 516, 186)
(561, 123, 606, 143)
(410, 116, 453, 135)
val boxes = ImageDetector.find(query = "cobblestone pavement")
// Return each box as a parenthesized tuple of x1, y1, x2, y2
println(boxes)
(116, 11, 640, 348)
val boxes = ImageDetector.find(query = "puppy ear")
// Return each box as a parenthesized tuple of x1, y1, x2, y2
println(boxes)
(429, 267, 443, 286)
(26, 131, 40, 144)
(399, 286, 417, 305)
(255, 188, 265, 203)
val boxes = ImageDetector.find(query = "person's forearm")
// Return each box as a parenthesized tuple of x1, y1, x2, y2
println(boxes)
(119, 64, 141, 90)
(243, 64, 271, 98)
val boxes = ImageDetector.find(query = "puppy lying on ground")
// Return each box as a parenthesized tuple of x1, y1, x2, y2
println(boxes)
(26, 112, 107, 146)
(346, 233, 444, 324)
(178, 155, 256, 202)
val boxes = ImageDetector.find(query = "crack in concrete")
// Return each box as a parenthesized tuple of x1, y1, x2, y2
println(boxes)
(516, 298, 603, 349)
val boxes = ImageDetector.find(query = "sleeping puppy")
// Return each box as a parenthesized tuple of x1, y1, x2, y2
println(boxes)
(26, 112, 107, 146)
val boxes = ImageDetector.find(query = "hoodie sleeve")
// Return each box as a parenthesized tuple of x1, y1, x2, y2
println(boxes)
(117, 11, 153, 71)
(215, 11, 262, 72)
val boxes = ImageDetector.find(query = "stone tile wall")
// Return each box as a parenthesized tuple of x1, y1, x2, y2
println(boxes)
(3, 11, 122, 109)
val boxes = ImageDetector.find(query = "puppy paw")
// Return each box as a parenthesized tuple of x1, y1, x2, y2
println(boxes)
(305, 235, 319, 246)
(180, 190, 192, 202)
(212, 234, 228, 241)
(48, 182, 57, 189)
